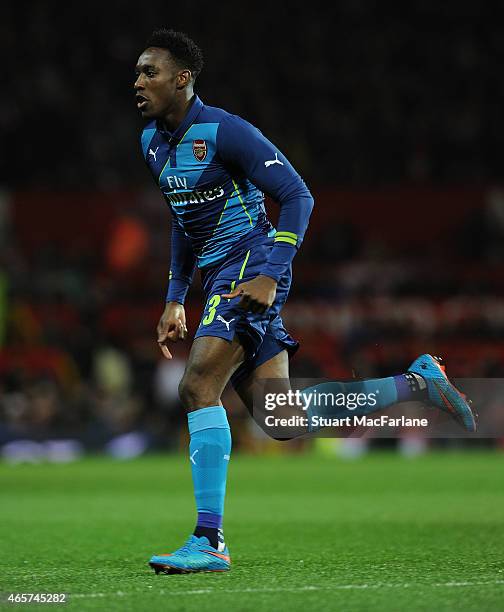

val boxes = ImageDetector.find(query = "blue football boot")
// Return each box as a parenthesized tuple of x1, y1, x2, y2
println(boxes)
(149, 535, 231, 574)
(408, 354, 476, 432)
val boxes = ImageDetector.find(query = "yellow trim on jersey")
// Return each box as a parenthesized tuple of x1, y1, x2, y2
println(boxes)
(239, 250, 251, 279)
(215, 198, 231, 228)
(211, 179, 241, 243)
(228, 249, 251, 297)
(274, 235, 297, 246)
(275, 231, 298, 241)
(232, 179, 253, 227)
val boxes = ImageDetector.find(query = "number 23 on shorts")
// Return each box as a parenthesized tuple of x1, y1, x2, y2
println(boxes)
(202, 294, 221, 325)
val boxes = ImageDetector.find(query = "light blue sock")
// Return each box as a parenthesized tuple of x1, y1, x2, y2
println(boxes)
(303, 376, 414, 432)
(187, 406, 231, 531)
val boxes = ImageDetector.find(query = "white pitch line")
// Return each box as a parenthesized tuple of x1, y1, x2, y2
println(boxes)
(70, 580, 504, 599)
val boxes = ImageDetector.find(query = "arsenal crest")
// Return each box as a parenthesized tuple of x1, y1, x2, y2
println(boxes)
(192, 139, 207, 162)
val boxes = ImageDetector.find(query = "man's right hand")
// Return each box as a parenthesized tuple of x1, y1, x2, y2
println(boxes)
(156, 301, 188, 359)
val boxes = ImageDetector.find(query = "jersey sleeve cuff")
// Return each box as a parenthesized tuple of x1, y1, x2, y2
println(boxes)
(262, 242, 298, 281)
(166, 278, 191, 304)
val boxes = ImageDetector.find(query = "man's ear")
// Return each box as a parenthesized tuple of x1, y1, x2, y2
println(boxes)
(176, 69, 192, 90)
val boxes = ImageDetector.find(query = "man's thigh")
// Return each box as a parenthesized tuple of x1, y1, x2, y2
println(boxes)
(235, 350, 307, 440)
(180, 335, 246, 410)
(235, 349, 290, 413)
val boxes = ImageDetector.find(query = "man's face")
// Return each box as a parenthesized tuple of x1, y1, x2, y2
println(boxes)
(134, 47, 181, 119)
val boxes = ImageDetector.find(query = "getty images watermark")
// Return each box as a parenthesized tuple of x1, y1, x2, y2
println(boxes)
(252, 378, 504, 439)
(262, 389, 428, 430)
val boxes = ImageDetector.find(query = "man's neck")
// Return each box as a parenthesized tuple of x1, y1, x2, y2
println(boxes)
(162, 92, 195, 133)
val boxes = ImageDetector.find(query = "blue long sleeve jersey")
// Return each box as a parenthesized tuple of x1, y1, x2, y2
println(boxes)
(140, 95, 314, 303)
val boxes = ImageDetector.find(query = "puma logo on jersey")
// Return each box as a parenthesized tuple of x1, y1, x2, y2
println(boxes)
(264, 152, 284, 168)
(149, 147, 159, 162)
(216, 315, 235, 331)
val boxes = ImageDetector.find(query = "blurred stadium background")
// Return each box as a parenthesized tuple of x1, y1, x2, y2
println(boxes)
(3, 4, 504, 610)
(2, 0, 504, 461)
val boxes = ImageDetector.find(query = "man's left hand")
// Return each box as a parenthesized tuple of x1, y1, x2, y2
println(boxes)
(222, 275, 277, 314)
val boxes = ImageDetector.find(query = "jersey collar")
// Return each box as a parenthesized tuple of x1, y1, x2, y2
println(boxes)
(157, 95, 204, 144)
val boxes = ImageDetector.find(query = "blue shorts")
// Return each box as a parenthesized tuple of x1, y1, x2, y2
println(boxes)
(194, 238, 299, 388)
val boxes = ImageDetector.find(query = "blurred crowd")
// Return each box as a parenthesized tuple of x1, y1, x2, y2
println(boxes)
(1, 2, 504, 458)
(2, 1, 503, 189)
(2, 185, 504, 457)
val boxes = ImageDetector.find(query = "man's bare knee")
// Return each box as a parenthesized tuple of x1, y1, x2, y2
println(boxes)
(179, 336, 246, 412)
(179, 363, 220, 411)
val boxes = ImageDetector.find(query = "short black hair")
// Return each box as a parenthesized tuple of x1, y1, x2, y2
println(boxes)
(145, 29, 204, 79)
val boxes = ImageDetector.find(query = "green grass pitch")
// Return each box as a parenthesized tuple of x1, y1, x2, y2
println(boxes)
(1, 450, 503, 611)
